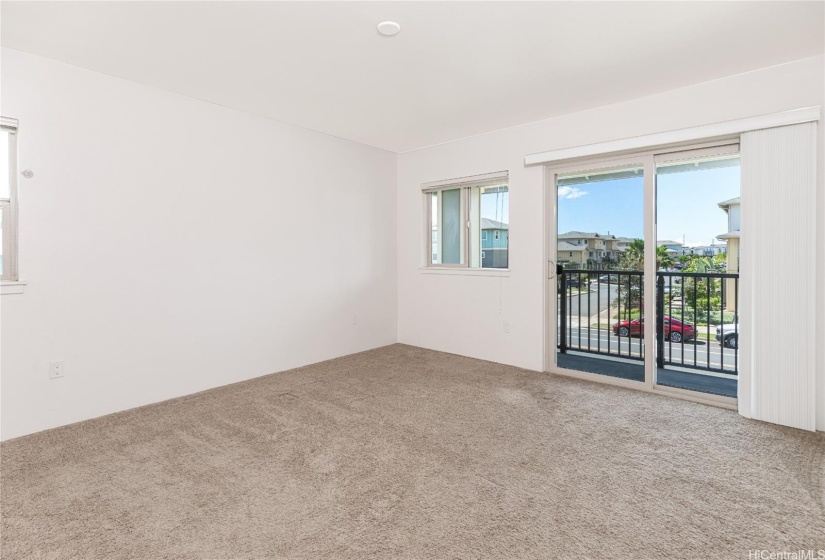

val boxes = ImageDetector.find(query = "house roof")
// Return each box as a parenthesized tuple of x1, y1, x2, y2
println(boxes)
(558, 231, 613, 239)
(481, 218, 509, 230)
(717, 196, 741, 209)
(657, 240, 683, 247)
(558, 241, 587, 251)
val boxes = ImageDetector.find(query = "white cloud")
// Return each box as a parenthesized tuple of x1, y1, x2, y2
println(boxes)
(558, 186, 588, 200)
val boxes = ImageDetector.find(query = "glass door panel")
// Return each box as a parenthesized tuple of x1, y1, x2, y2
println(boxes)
(654, 148, 740, 398)
(554, 163, 646, 382)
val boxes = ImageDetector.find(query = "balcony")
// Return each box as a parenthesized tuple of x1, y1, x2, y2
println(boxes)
(557, 269, 739, 398)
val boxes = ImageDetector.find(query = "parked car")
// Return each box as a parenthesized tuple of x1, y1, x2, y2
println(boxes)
(715, 323, 739, 349)
(565, 277, 581, 288)
(613, 316, 696, 342)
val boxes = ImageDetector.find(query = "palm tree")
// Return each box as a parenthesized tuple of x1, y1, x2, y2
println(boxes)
(614, 240, 674, 321)
(620, 239, 645, 271)
(656, 245, 675, 270)
(687, 255, 724, 273)
(619, 239, 675, 270)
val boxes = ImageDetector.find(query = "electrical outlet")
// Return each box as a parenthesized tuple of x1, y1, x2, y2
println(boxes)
(49, 361, 65, 379)
(503, 322, 511, 334)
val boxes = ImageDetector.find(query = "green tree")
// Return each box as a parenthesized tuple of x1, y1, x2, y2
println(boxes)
(618, 239, 674, 271)
(670, 253, 729, 325)
(656, 245, 675, 271)
(619, 239, 645, 271)
(685, 255, 724, 273)
(615, 239, 644, 319)
(601, 255, 617, 270)
(613, 240, 676, 320)
(677, 254, 697, 266)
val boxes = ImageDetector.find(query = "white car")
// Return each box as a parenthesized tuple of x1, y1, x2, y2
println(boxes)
(715, 323, 739, 349)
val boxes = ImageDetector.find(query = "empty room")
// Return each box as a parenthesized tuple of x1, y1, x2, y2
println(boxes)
(1, 1, 824, 558)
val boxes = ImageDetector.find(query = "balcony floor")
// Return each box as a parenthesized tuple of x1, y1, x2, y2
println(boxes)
(556, 352, 737, 398)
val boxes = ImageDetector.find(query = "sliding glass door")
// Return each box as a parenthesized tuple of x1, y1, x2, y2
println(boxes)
(653, 146, 740, 398)
(549, 143, 740, 403)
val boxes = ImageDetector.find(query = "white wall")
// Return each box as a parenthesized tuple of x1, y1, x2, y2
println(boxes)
(3, 49, 823, 439)
(0, 48, 398, 440)
(397, 55, 825, 430)
(728, 205, 741, 232)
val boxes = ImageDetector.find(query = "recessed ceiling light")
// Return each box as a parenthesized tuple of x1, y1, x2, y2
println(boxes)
(377, 21, 401, 37)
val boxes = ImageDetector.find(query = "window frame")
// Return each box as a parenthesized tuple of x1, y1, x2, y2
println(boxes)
(1, 117, 19, 283)
(422, 171, 509, 270)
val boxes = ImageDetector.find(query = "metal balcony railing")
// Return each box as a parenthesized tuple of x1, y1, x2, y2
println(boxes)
(558, 269, 739, 375)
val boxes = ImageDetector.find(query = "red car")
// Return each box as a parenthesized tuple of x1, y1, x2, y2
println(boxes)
(613, 316, 696, 343)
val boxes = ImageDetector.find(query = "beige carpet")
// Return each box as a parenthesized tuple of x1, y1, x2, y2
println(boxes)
(2, 344, 824, 559)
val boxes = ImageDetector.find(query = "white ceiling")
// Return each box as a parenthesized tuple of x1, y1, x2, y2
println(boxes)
(1, 1, 823, 153)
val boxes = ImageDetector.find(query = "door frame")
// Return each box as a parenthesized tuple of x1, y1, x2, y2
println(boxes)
(543, 140, 740, 410)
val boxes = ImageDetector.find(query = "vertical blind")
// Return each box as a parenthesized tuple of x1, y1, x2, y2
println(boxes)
(740, 122, 818, 431)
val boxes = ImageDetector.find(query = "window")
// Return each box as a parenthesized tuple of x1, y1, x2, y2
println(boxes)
(423, 172, 509, 269)
(1, 118, 18, 282)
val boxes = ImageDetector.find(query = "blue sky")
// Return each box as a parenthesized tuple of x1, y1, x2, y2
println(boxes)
(558, 166, 740, 245)
(481, 190, 509, 223)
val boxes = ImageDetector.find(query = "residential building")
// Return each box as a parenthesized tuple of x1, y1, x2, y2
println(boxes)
(717, 196, 741, 269)
(718, 196, 741, 311)
(558, 231, 607, 263)
(557, 241, 588, 267)
(606, 236, 634, 262)
(657, 240, 686, 257)
(558, 231, 634, 267)
(685, 243, 726, 257)
(556, 232, 637, 267)
(481, 218, 509, 268)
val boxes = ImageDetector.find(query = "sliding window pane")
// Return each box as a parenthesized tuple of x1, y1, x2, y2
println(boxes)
(441, 188, 462, 264)
(479, 185, 509, 268)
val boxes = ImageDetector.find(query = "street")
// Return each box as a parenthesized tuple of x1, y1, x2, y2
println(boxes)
(564, 278, 688, 318)
(565, 282, 618, 318)
(559, 323, 738, 373)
